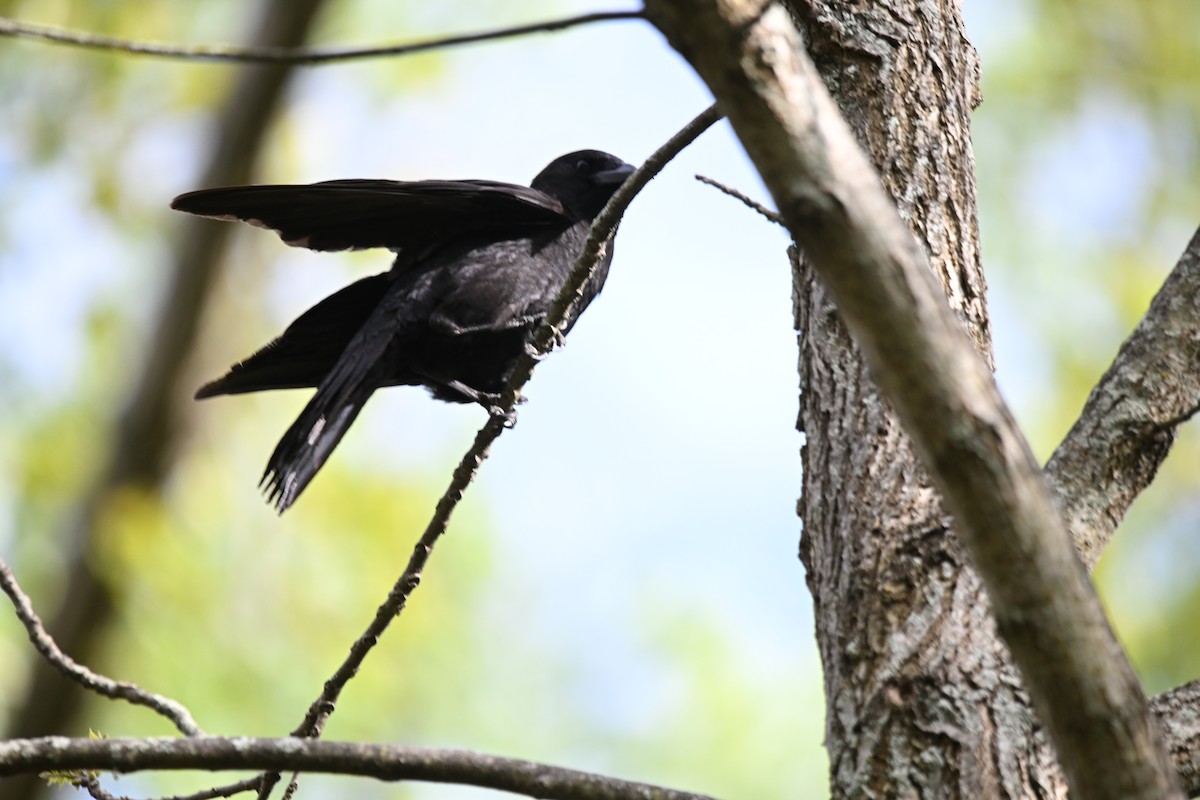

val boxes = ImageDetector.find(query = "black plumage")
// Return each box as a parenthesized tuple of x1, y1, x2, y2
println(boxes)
(174, 150, 634, 512)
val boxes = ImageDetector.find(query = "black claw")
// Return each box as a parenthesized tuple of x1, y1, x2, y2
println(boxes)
(523, 340, 547, 360)
(488, 404, 518, 428)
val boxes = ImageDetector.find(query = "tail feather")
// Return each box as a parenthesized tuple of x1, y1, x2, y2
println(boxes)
(258, 281, 403, 513)
(260, 383, 374, 512)
(196, 337, 337, 398)
(196, 273, 390, 399)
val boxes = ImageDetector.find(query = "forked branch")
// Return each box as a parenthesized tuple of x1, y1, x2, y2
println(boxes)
(1046, 225, 1200, 569)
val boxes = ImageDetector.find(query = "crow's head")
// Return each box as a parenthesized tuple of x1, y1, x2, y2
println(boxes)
(531, 150, 634, 222)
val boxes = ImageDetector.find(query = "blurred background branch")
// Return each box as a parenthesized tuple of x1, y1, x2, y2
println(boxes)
(0, 1, 329, 797)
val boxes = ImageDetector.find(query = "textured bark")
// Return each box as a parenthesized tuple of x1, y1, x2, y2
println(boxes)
(647, 0, 1183, 798)
(779, 5, 1060, 796)
(791, 251, 1062, 800)
(1152, 680, 1200, 796)
(0, 3, 328, 799)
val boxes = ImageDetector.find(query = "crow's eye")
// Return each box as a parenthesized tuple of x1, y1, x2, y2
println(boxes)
(575, 158, 591, 172)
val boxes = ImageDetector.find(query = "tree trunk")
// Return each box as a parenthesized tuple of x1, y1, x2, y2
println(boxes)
(790, 2, 1065, 796)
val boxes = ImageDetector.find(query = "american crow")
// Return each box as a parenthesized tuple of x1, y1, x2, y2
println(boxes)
(173, 150, 634, 512)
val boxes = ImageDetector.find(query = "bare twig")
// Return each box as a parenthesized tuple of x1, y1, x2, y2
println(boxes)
(77, 773, 261, 800)
(0, 558, 202, 737)
(0, 11, 643, 65)
(0, 737, 716, 800)
(253, 103, 723, 800)
(695, 173, 783, 225)
(1046, 224, 1200, 570)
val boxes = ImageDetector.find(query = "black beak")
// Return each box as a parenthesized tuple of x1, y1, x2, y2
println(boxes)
(593, 162, 636, 185)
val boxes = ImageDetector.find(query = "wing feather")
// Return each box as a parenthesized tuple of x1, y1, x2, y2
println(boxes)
(171, 179, 568, 252)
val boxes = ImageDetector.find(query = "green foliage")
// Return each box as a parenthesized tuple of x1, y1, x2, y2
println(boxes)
(973, 0, 1200, 689)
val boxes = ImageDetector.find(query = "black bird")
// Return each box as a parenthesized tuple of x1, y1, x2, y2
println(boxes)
(174, 150, 634, 512)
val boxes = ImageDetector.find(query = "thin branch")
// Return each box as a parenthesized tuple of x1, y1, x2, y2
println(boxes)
(1045, 224, 1200, 570)
(252, 103, 723, 800)
(76, 773, 261, 800)
(695, 174, 783, 225)
(0, 11, 643, 65)
(644, 2, 1180, 799)
(0, 558, 202, 737)
(0, 737, 716, 800)
(288, 421, 504, 739)
(290, 101, 722, 740)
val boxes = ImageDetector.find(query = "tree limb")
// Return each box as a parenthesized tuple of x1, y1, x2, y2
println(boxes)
(0, 737, 716, 800)
(0, 559, 202, 737)
(74, 773, 262, 800)
(643, 1, 1181, 797)
(1046, 224, 1200, 570)
(0, 11, 642, 65)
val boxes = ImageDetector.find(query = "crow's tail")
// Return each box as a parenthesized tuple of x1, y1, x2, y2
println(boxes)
(261, 381, 375, 513)
(260, 285, 402, 513)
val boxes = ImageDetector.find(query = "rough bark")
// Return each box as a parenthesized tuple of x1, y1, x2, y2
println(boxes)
(0, 3, 328, 799)
(791, 253, 1063, 800)
(1152, 680, 1200, 796)
(646, 0, 1182, 797)
(777, 5, 1020, 793)
(777, 4, 1060, 796)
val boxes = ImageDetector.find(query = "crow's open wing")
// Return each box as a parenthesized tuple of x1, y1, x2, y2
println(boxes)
(170, 179, 569, 252)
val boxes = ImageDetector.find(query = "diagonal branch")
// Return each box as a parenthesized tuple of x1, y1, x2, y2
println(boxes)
(0, 736, 717, 800)
(0, 11, 642, 65)
(250, 103, 723, 800)
(644, 1, 1180, 798)
(290, 101, 721, 740)
(1046, 225, 1200, 570)
(0, 559, 202, 737)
